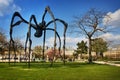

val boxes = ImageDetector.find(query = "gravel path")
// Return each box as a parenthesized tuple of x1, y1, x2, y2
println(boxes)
(94, 61, 120, 67)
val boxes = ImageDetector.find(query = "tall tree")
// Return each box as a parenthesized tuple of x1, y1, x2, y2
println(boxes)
(91, 38, 108, 58)
(71, 9, 108, 63)
(74, 40, 87, 59)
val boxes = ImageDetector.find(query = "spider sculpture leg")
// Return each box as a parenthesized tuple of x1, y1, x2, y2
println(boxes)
(25, 15, 39, 68)
(46, 19, 68, 65)
(46, 28, 62, 60)
(9, 12, 29, 64)
(9, 12, 37, 65)
(42, 6, 68, 65)
(42, 6, 57, 64)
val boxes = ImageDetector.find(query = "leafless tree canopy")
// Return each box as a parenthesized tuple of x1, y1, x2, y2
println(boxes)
(71, 8, 107, 37)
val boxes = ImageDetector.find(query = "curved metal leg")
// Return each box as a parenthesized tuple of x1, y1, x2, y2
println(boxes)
(27, 15, 38, 68)
(43, 6, 57, 66)
(46, 19, 68, 65)
(42, 30, 46, 61)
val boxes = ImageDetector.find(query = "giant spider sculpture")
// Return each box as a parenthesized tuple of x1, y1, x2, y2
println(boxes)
(9, 6, 68, 67)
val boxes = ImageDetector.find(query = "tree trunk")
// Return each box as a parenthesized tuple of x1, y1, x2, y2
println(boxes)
(80, 53, 83, 59)
(96, 52, 98, 60)
(88, 38, 92, 63)
(100, 52, 104, 58)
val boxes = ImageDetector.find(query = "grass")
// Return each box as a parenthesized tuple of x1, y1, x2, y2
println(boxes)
(0, 62, 120, 80)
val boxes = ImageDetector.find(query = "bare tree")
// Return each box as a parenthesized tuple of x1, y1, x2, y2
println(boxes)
(71, 9, 108, 63)
(0, 29, 8, 59)
(9, 38, 24, 64)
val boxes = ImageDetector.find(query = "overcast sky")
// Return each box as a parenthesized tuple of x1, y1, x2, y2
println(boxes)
(0, 0, 120, 49)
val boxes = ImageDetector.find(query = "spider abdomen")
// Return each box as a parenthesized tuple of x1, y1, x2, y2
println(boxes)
(34, 29, 43, 38)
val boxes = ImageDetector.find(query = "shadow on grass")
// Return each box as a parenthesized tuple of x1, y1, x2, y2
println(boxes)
(0, 62, 10, 68)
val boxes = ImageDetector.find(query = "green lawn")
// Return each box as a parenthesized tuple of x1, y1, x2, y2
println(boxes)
(0, 62, 120, 80)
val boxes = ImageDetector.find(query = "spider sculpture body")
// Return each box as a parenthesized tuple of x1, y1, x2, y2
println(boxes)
(9, 6, 68, 67)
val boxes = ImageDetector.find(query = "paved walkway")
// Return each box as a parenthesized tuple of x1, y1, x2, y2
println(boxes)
(94, 61, 120, 67)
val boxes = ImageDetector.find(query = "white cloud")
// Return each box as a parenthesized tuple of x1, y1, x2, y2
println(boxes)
(99, 33, 113, 40)
(46, 36, 87, 49)
(103, 9, 120, 28)
(100, 33, 120, 40)
(0, 0, 21, 16)
(0, 0, 12, 6)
